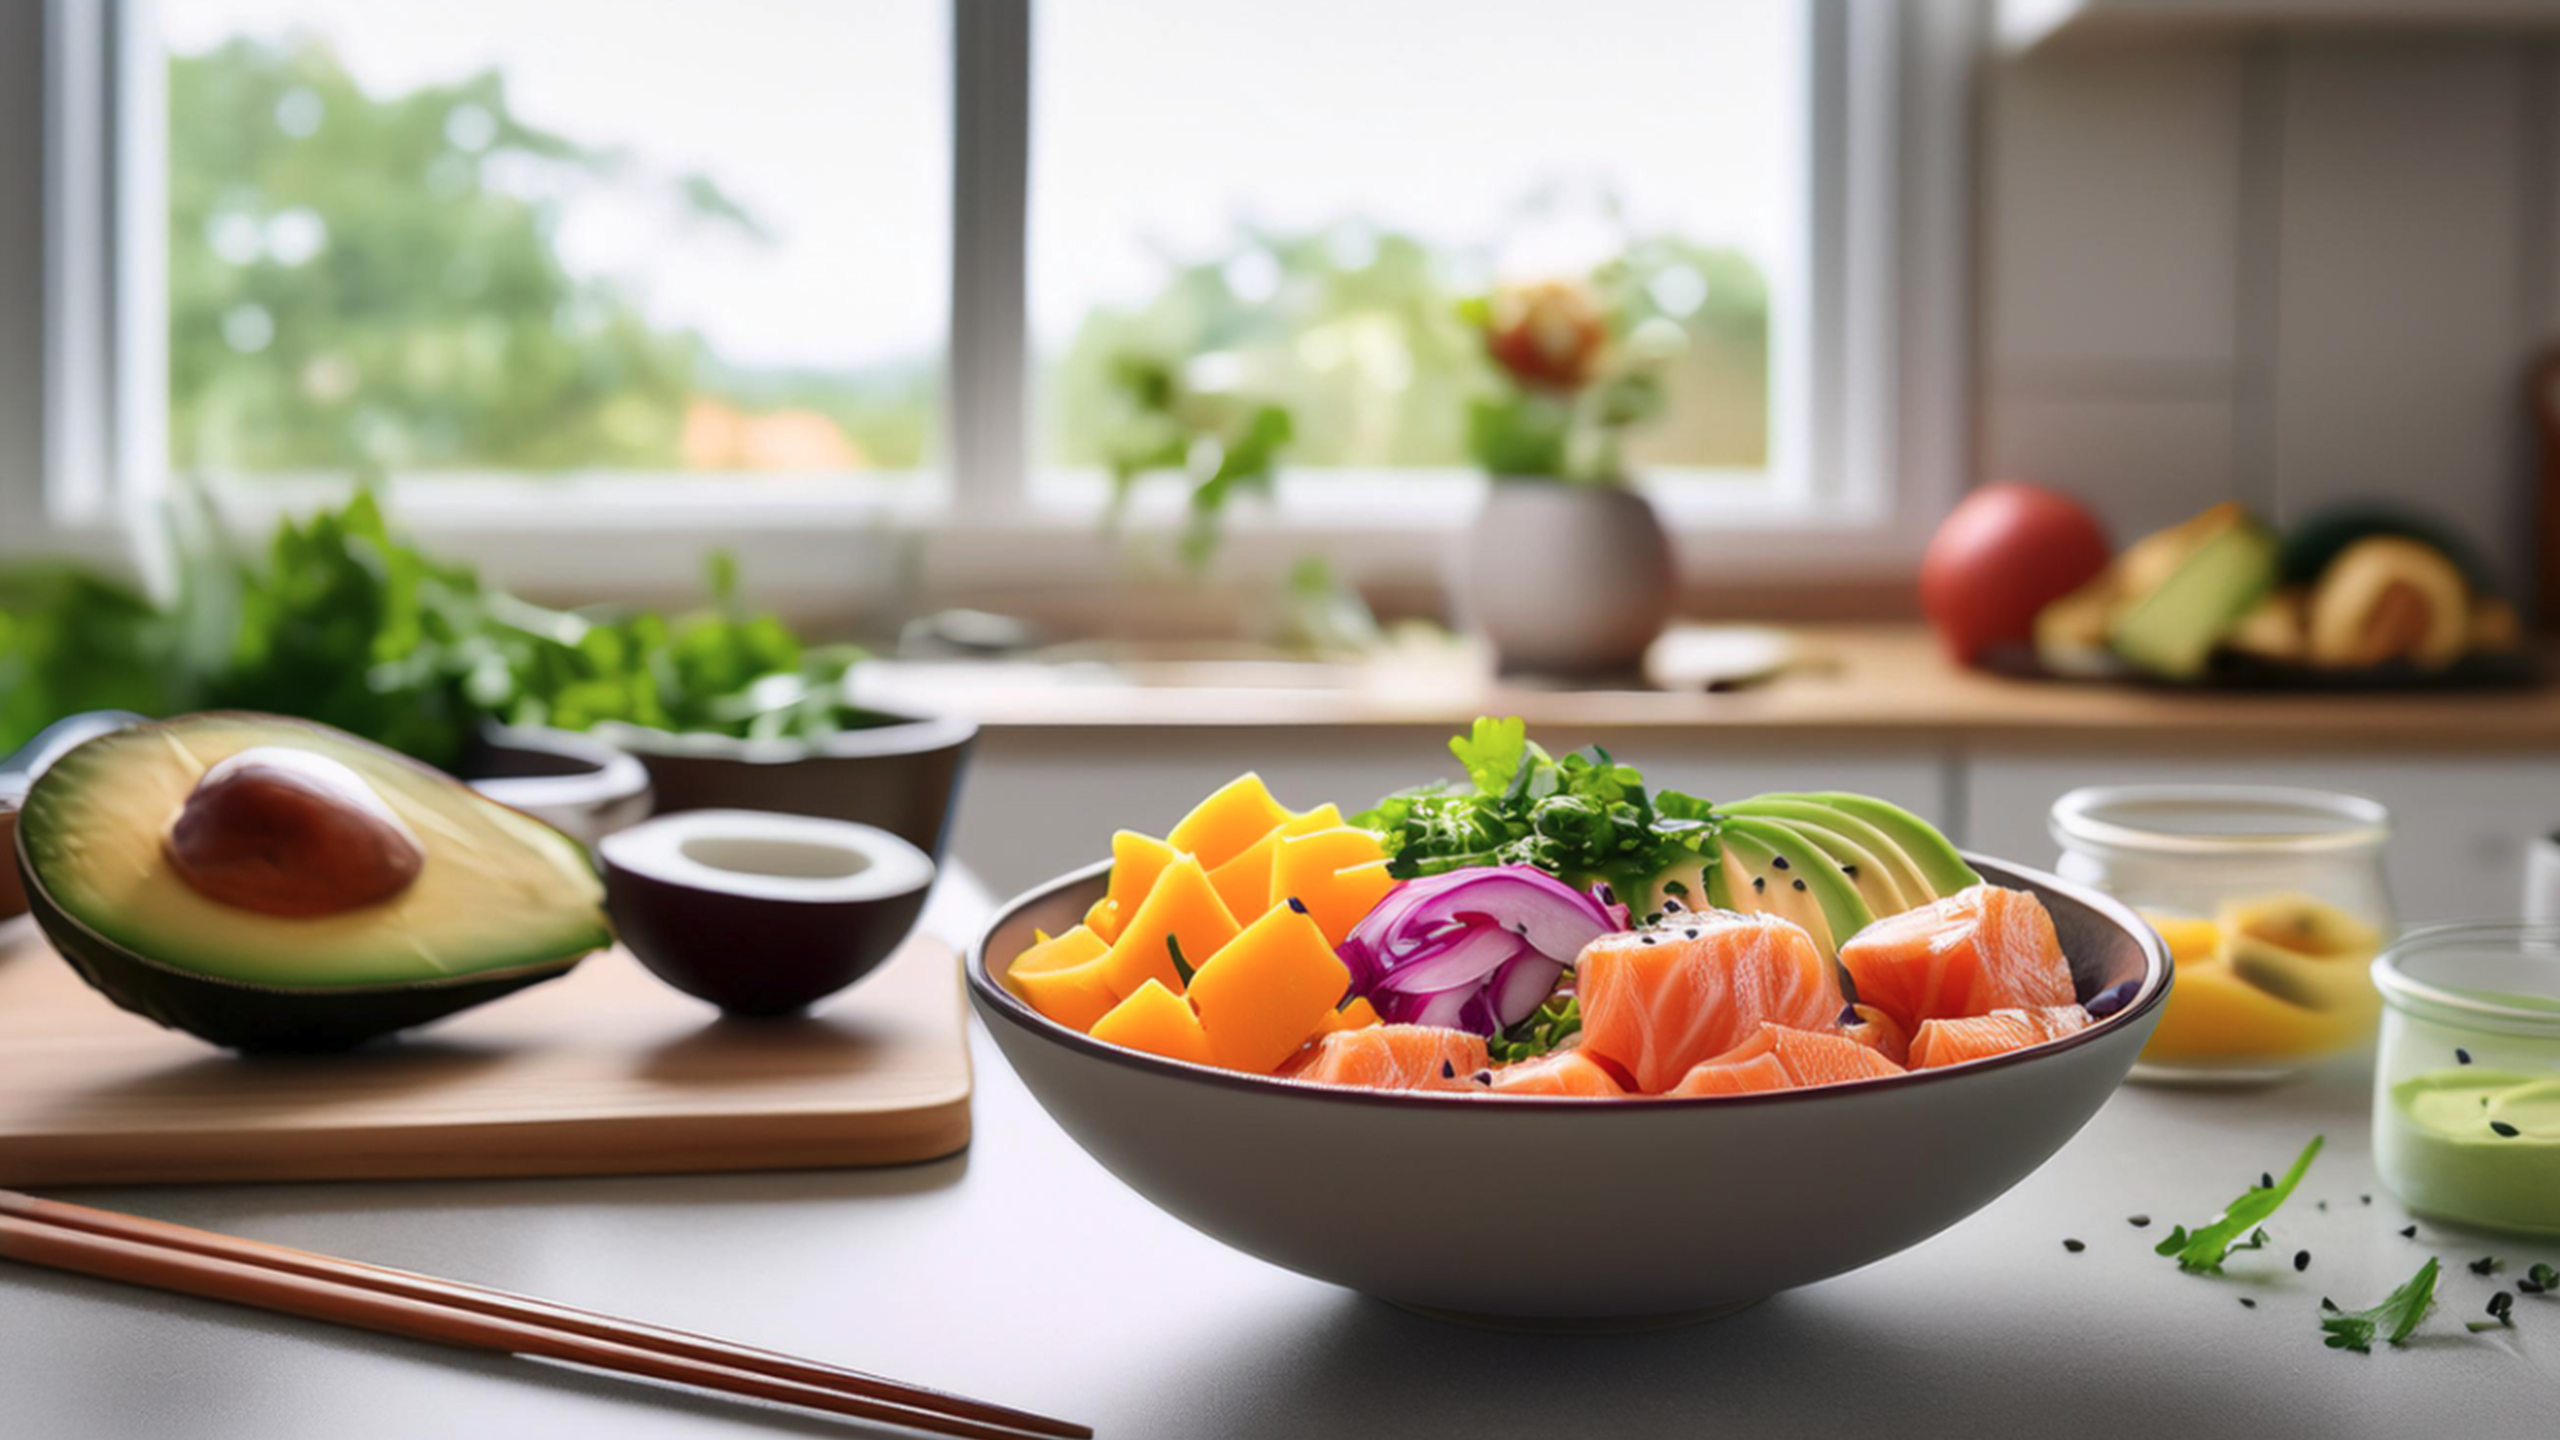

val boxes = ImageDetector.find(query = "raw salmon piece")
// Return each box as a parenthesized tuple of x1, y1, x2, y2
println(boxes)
(1282, 1024, 1490, 1092)
(1578, 912, 1847, 1095)
(1666, 1023, 1906, 1097)
(1842, 1002, 1911, 1067)
(1908, 1004, 2094, 1070)
(1838, 885, 2076, 1034)
(1486, 1048, 1629, 1098)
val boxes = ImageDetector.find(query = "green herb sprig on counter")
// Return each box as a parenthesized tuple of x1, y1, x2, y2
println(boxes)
(2155, 1135, 2324, 1273)
(2320, 1258, 2440, 1352)
(1355, 718, 1719, 898)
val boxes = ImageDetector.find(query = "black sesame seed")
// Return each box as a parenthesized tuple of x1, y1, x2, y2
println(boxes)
(2361, 1194, 2372, 1205)
(1286, 896, 1309, 915)
(1440, 1060, 1455, 1079)
(1640, 935, 1658, 946)
(2260, 1172, 2274, 1190)
(1661, 881, 1687, 897)
(1843, 864, 1860, 878)
(2294, 1250, 2311, 1272)
(2128, 1214, 2151, 1228)
(1472, 1071, 1493, 1087)
(2317, 1200, 2329, 1211)
(2470, 1256, 2502, 1276)
(2492, 1120, 2523, 1138)
(2239, 1297, 2257, 1309)
(2457, 1047, 2474, 1065)
(1685, 929, 1700, 940)
(1663, 897, 1685, 913)
(1771, 855, 1791, 870)
(2521, 1277, 2546, 1295)
(2401, 1225, 2420, 1239)
(2062, 1239, 2085, 1253)
(1792, 878, 1808, 892)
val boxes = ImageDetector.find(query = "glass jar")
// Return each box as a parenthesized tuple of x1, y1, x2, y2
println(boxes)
(2372, 924, 2560, 1236)
(2049, 785, 2393, 1084)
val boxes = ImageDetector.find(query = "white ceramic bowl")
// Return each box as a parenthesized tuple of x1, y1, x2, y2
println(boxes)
(969, 854, 2171, 1328)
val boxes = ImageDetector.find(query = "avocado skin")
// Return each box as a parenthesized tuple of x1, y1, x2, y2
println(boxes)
(17, 839, 577, 1051)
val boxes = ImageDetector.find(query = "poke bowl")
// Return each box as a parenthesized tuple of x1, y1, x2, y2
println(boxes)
(967, 724, 2172, 1328)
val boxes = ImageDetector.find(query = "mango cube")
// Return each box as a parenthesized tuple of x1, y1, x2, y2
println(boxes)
(1098, 854, 1241, 1000)
(1318, 996, 1382, 1034)
(1168, 774, 1294, 871)
(1084, 830, 1181, 944)
(1090, 979, 1218, 1067)
(1270, 826, 1394, 945)
(1188, 906, 1353, 1074)
(1207, 828, 1280, 923)
(1281, 804, 1343, 836)
(1007, 926, 1118, 1031)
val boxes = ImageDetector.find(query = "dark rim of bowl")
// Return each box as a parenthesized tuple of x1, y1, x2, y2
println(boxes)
(967, 851, 2174, 1111)
(587, 711, 979, 764)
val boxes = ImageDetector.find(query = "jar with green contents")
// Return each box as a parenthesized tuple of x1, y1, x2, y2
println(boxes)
(2373, 923, 2560, 1237)
(2050, 785, 2393, 1084)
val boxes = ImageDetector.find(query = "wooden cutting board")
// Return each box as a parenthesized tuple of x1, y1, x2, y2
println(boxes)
(0, 917, 971, 1186)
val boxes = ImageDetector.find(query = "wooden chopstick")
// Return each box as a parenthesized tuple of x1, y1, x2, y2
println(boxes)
(0, 1191, 1087, 1440)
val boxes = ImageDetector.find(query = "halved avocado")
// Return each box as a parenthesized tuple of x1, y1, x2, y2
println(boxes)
(1762, 792, 1982, 896)
(13, 713, 611, 1052)
(1705, 818, 1875, 958)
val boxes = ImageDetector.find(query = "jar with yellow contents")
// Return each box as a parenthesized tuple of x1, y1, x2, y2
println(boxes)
(2049, 785, 2393, 1084)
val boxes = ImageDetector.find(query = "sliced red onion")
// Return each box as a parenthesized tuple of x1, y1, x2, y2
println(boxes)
(1339, 865, 1627, 1036)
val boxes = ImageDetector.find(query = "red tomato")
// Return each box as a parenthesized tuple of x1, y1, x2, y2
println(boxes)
(1921, 482, 2113, 667)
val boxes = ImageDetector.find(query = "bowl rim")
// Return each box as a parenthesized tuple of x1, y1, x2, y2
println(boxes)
(579, 710, 978, 765)
(967, 851, 2173, 1112)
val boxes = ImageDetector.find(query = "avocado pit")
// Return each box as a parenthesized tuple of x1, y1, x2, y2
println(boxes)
(165, 746, 426, 917)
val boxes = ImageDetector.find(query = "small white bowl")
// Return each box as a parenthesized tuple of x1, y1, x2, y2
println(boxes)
(969, 854, 2170, 1328)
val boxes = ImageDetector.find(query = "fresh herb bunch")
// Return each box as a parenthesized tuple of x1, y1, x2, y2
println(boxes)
(0, 567, 184, 754)
(2154, 1135, 2323, 1273)
(1354, 717, 1719, 896)
(1488, 992, 1583, 1064)
(2320, 1258, 2440, 1352)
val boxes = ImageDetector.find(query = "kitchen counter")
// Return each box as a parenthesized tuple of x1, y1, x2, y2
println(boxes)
(3, 869, 2552, 1440)
(853, 625, 2560, 749)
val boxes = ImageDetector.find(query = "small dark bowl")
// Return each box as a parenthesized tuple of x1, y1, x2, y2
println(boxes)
(580, 710, 975, 861)
(460, 723, 654, 848)
(600, 809, 936, 1017)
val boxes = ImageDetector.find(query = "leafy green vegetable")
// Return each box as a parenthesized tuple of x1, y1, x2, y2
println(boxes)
(2320, 1258, 2439, 1352)
(1488, 992, 1583, 1064)
(1355, 718, 1719, 898)
(2154, 1136, 2324, 1273)
(0, 567, 184, 754)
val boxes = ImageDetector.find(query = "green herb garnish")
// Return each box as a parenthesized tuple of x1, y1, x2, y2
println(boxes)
(1354, 718, 1719, 897)
(2154, 1136, 2324, 1273)
(2320, 1258, 2440, 1352)
(1488, 993, 1583, 1063)
(2524, 1262, 2558, 1294)
(2467, 1292, 2517, 1333)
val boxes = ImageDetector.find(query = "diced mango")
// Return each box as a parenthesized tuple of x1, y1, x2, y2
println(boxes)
(1270, 825, 1395, 945)
(1188, 906, 1354, 1074)
(1168, 774, 1295, 871)
(1007, 926, 1118, 1031)
(1084, 831, 1182, 944)
(1317, 996, 1382, 1034)
(1281, 804, 1343, 836)
(1090, 979, 1217, 1067)
(1207, 828, 1280, 923)
(1098, 855, 1241, 1000)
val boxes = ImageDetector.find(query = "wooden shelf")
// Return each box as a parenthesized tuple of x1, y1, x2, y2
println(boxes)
(851, 625, 2560, 750)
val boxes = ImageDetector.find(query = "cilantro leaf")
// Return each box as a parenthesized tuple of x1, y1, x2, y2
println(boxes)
(2154, 1136, 2323, 1273)
(1448, 716, 1530, 796)
(2320, 1258, 2440, 1352)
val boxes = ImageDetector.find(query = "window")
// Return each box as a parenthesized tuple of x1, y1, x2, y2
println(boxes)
(160, 0, 946, 484)
(1030, 0, 1806, 496)
(29, 1, 1970, 591)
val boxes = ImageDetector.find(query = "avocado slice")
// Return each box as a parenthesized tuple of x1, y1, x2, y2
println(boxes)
(2109, 517, 2279, 679)
(1762, 792, 1981, 897)
(1723, 797, 1929, 910)
(14, 712, 610, 1051)
(1706, 817, 1875, 958)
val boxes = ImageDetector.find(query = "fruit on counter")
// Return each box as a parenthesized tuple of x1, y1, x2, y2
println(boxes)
(2108, 511, 2279, 679)
(2132, 895, 2383, 1064)
(2304, 537, 2469, 670)
(2031, 500, 2521, 680)
(1004, 722, 2121, 1098)
(1664, 1023, 1906, 1096)
(1920, 482, 2114, 666)
(1577, 911, 1848, 1094)
(12, 712, 610, 1051)
(1837, 884, 2078, 1034)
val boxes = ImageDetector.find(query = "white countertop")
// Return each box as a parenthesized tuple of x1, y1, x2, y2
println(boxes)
(3, 872, 2555, 1439)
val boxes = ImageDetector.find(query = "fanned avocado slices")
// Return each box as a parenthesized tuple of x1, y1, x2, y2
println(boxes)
(1720, 798, 1923, 914)
(1706, 817, 1876, 958)
(1761, 792, 1982, 897)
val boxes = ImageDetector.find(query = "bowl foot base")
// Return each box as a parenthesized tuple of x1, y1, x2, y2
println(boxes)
(1383, 1295, 1763, 1333)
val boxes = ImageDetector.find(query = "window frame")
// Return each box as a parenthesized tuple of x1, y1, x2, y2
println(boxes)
(22, 0, 1980, 609)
